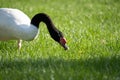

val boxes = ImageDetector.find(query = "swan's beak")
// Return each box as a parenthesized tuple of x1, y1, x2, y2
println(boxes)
(61, 43, 69, 50)
(60, 37, 69, 50)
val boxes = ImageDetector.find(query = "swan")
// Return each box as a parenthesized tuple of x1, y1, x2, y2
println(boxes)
(0, 8, 68, 50)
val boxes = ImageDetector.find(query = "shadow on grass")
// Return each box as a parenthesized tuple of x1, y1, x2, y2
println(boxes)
(0, 55, 120, 80)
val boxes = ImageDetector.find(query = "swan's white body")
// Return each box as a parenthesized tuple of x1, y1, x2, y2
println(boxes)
(0, 8, 38, 41)
(0, 8, 39, 49)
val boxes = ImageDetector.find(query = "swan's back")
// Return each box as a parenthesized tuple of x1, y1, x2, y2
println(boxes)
(0, 8, 30, 26)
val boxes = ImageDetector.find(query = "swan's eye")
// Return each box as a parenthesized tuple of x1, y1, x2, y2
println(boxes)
(58, 31, 63, 37)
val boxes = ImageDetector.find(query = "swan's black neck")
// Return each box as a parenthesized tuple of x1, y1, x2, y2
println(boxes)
(31, 13, 63, 42)
(31, 13, 53, 28)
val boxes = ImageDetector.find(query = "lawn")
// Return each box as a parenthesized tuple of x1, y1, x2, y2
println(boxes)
(0, 0, 120, 80)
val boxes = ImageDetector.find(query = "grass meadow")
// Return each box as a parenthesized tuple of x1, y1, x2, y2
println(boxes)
(0, 0, 120, 80)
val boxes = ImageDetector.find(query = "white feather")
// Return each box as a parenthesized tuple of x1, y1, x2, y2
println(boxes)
(0, 8, 38, 41)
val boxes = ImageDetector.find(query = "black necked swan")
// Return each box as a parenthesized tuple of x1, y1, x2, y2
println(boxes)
(0, 8, 68, 50)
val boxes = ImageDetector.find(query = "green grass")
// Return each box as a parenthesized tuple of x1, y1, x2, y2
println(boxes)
(0, 0, 120, 80)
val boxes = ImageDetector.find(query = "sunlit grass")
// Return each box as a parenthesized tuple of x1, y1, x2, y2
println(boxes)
(0, 0, 120, 80)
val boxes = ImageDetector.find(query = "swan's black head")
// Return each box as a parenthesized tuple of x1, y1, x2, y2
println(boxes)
(31, 13, 68, 50)
(50, 30, 68, 50)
